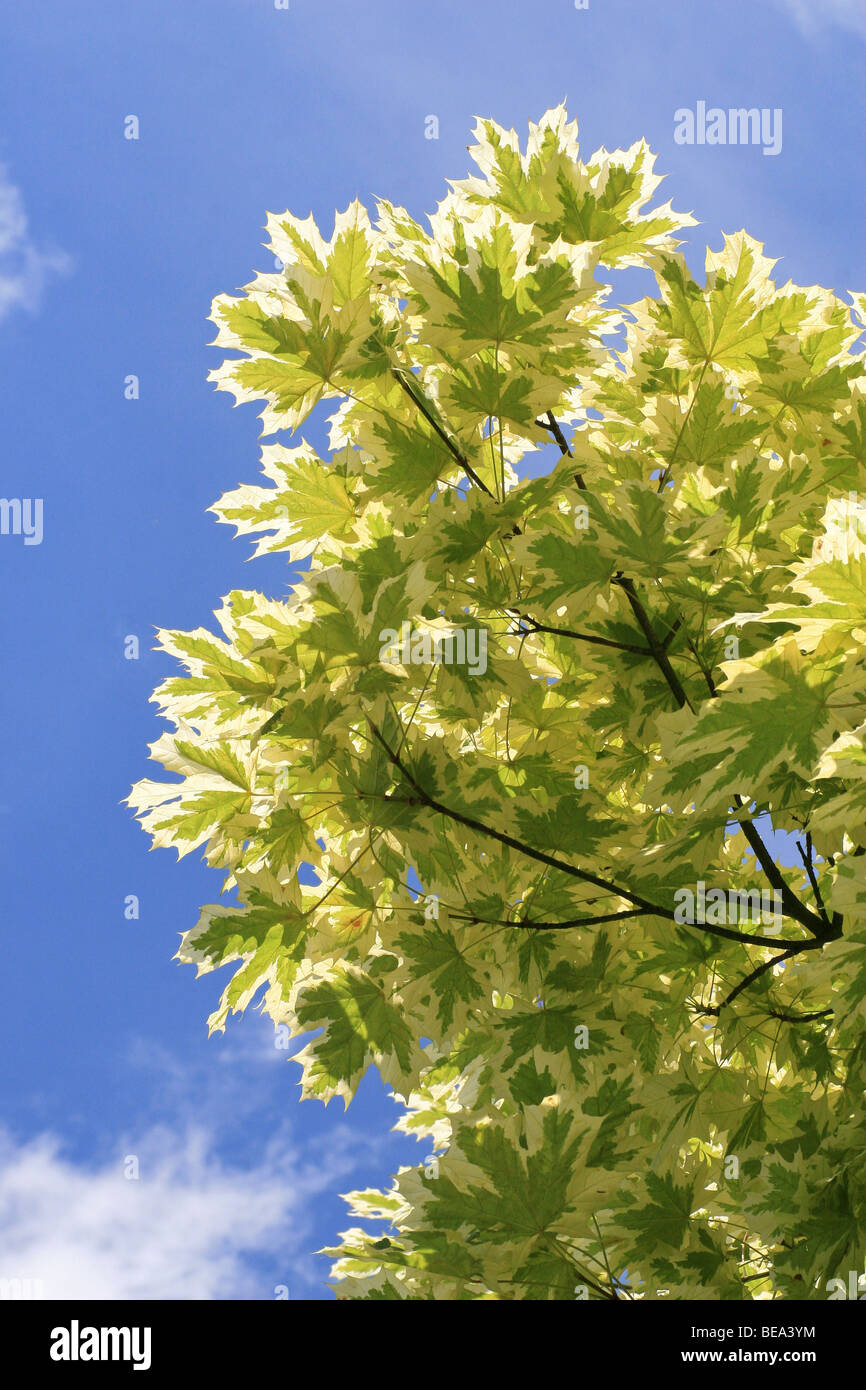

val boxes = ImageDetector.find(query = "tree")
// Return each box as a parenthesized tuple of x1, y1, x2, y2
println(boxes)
(128, 106, 866, 1301)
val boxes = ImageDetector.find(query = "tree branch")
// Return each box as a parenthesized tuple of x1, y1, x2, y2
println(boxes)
(684, 631, 718, 697)
(505, 610, 652, 657)
(538, 409, 586, 487)
(796, 833, 832, 930)
(612, 574, 694, 712)
(392, 367, 494, 498)
(540, 419, 836, 951)
(537, 410, 573, 458)
(450, 908, 647, 930)
(767, 1007, 833, 1024)
(364, 720, 820, 951)
(534, 411, 699, 710)
(731, 796, 831, 940)
(699, 941, 806, 1017)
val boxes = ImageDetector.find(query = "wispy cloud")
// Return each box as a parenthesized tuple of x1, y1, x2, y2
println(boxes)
(0, 166, 70, 323)
(775, 0, 866, 39)
(0, 1119, 374, 1300)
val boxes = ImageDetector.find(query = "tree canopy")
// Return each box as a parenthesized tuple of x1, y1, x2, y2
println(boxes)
(128, 106, 866, 1300)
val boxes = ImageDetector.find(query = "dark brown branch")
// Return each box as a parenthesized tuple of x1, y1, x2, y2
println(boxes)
(685, 632, 718, 697)
(678, 920, 811, 950)
(537, 410, 573, 457)
(364, 721, 819, 951)
(703, 941, 808, 1016)
(539, 416, 695, 711)
(538, 414, 698, 712)
(366, 718, 667, 911)
(392, 368, 494, 498)
(454, 907, 813, 948)
(451, 908, 647, 930)
(796, 833, 832, 930)
(731, 796, 830, 940)
(541, 417, 724, 719)
(537, 410, 586, 487)
(613, 574, 694, 711)
(767, 1008, 833, 1024)
(540, 417, 720, 721)
(507, 610, 651, 657)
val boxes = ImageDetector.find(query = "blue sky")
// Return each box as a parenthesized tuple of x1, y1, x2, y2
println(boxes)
(0, 0, 863, 1300)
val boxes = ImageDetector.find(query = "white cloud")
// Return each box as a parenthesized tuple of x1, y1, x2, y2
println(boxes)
(0, 1022, 417, 1301)
(776, 0, 866, 38)
(0, 166, 70, 322)
(0, 1120, 373, 1300)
